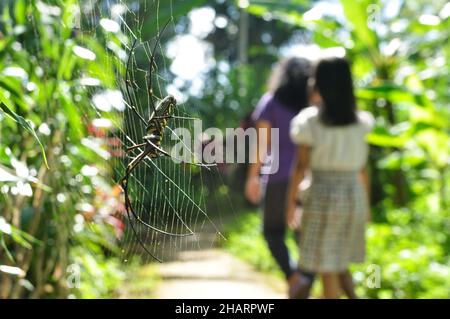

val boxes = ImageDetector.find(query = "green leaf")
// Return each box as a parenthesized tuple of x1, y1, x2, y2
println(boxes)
(367, 127, 408, 148)
(14, 0, 26, 25)
(415, 129, 450, 168)
(357, 84, 433, 108)
(0, 234, 15, 262)
(245, 0, 307, 11)
(409, 106, 449, 129)
(141, 0, 209, 40)
(340, 0, 378, 49)
(0, 90, 49, 168)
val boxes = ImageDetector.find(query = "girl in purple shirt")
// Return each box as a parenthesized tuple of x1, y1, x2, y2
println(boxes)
(245, 57, 314, 298)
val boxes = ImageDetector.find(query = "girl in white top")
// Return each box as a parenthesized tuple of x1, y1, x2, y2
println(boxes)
(286, 57, 374, 299)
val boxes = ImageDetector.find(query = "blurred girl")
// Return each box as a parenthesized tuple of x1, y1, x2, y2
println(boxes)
(287, 57, 374, 298)
(245, 57, 314, 297)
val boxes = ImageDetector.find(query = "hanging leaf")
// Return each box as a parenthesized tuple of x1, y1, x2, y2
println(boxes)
(0, 90, 49, 168)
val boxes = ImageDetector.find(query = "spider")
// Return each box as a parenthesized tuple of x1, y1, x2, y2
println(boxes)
(120, 21, 213, 261)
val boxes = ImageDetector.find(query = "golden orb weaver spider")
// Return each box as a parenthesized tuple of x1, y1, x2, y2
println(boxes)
(120, 21, 214, 262)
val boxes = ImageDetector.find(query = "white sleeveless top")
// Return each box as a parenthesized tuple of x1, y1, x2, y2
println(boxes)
(290, 106, 374, 171)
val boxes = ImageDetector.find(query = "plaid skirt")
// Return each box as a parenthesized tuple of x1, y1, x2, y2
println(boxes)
(299, 170, 368, 273)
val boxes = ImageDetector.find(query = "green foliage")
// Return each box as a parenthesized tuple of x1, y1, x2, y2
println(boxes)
(353, 194, 450, 298)
(223, 212, 298, 278)
(0, 216, 38, 263)
(0, 0, 127, 298)
(0, 91, 48, 167)
(1, 0, 448, 299)
(231, 0, 450, 298)
(192, 63, 268, 130)
(118, 263, 160, 298)
(70, 246, 126, 298)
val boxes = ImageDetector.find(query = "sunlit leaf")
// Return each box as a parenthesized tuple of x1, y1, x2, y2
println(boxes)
(367, 127, 409, 148)
(415, 129, 450, 168)
(0, 164, 20, 182)
(0, 89, 49, 168)
(340, 0, 378, 50)
(0, 265, 25, 277)
(73, 45, 96, 61)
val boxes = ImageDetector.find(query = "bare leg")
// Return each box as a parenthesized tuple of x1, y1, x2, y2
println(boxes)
(338, 269, 357, 299)
(321, 273, 340, 299)
(288, 272, 300, 292)
(288, 271, 314, 299)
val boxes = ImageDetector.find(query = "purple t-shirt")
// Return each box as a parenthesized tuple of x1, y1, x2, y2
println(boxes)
(251, 93, 298, 183)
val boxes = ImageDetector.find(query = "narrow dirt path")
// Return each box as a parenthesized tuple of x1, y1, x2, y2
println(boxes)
(154, 249, 286, 299)
(120, 217, 287, 299)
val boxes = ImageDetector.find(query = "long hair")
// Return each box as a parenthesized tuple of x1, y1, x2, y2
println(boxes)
(268, 57, 311, 113)
(313, 57, 357, 125)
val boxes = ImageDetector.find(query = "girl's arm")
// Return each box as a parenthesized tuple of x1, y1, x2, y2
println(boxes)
(360, 166, 371, 222)
(360, 166, 370, 203)
(286, 145, 310, 229)
(245, 120, 271, 204)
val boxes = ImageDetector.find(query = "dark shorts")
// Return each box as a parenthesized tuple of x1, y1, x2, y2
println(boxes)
(261, 180, 289, 234)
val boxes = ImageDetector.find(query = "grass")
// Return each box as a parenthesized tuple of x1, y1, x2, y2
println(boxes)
(221, 210, 299, 279)
(116, 261, 160, 298)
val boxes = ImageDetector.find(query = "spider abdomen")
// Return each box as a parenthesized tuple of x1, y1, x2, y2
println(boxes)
(144, 95, 177, 149)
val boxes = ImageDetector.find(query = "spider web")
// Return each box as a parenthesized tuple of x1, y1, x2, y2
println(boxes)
(78, 0, 231, 262)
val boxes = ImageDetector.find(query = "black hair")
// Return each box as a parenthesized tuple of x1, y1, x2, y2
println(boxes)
(268, 57, 311, 112)
(313, 57, 357, 126)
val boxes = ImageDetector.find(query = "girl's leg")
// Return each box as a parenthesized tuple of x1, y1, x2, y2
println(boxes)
(262, 182, 295, 280)
(263, 228, 293, 279)
(262, 181, 316, 298)
(338, 269, 357, 299)
(289, 271, 314, 299)
(321, 273, 340, 299)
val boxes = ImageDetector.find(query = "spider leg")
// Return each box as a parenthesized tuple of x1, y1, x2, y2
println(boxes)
(121, 145, 194, 237)
(143, 141, 170, 157)
(125, 39, 147, 126)
(190, 162, 216, 168)
(147, 19, 172, 114)
(125, 145, 152, 176)
(144, 139, 215, 170)
(153, 115, 198, 121)
(123, 191, 163, 263)
(126, 143, 147, 152)
(163, 126, 216, 170)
